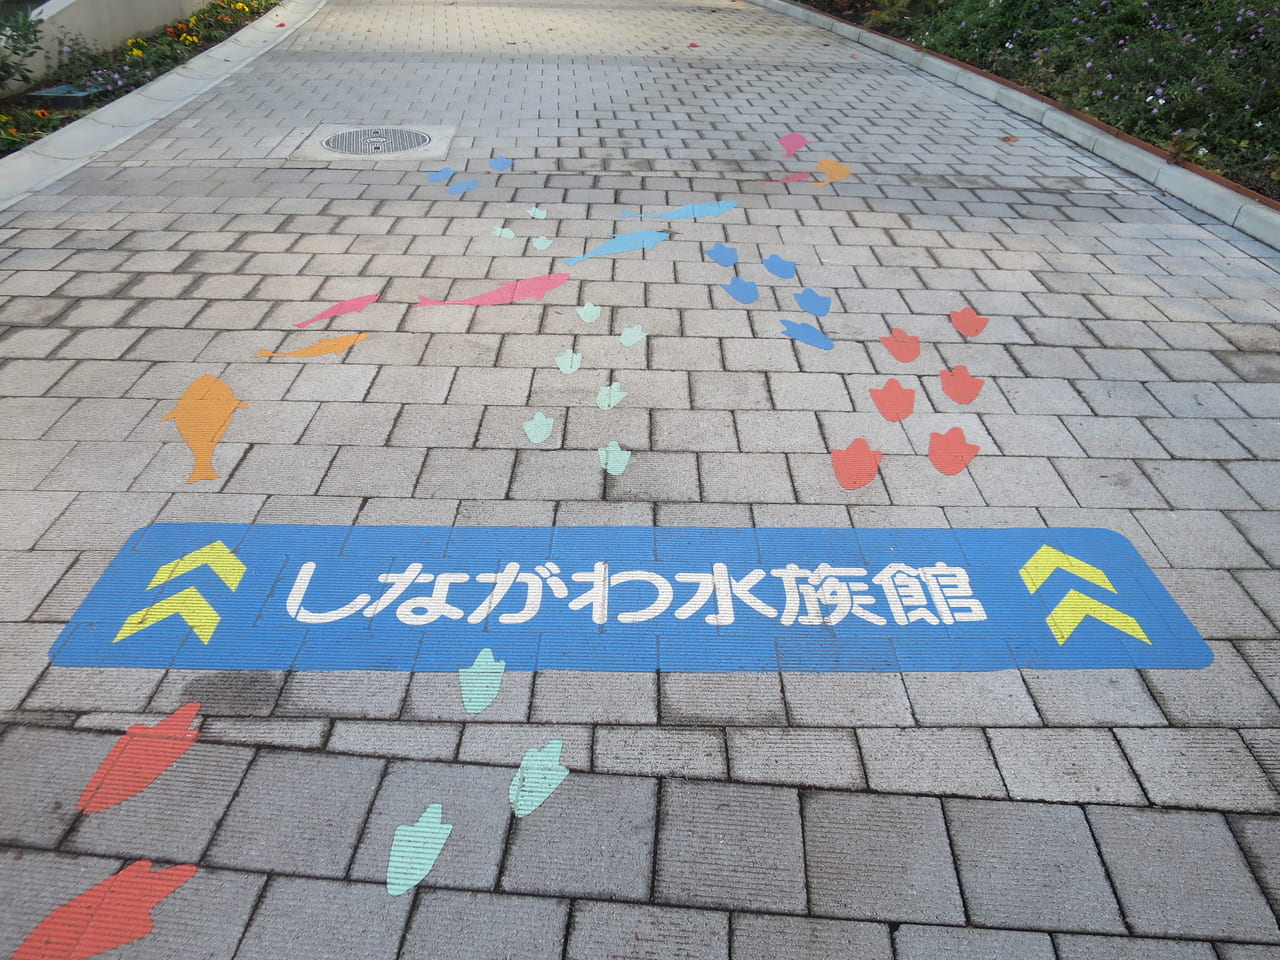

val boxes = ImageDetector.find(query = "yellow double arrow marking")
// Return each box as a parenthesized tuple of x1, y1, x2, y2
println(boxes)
(114, 542, 246, 645)
(1019, 545, 1149, 646)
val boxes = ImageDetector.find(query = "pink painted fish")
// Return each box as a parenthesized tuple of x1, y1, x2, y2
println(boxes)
(416, 273, 571, 306)
(294, 293, 380, 329)
(756, 172, 812, 183)
(777, 132, 810, 157)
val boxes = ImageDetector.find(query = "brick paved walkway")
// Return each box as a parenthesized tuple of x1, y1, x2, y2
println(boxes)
(2, 0, 1279, 955)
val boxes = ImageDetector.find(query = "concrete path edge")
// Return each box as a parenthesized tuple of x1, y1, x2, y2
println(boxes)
(0, 0, 328, 212)
(746, 0, 1280, 253)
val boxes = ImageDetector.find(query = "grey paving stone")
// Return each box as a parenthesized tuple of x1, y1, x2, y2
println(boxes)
(726, 727, 865, 789)
(1142, 642, 1280, 727)
(405, 669, 533, 723)
(207, 749, 384, 876)
(594, 726, 727, 779)
(459, 723, 592, 771)
(1116, 728, 1280, 813)
(1233, 512, 1280, 567)
(198, 718, 329, 749)
(1229, 462, 1280, 510)
(1022, 669, 1167, 726)
(402, 890, 568, 960)
(1053, 458, 1167, 508)
(947, 798, 1124, 932)
(1147, 381, 1248, 417)
(235, 876, 411, 960)
(0, 623, 59, 711)
(1154, 569, 1277, 638)
(967, 454, 1076, 506)
(982, 413, 1085, 456)
(902, 670, 1042, 726)
(349, 760, 513, 890)
(1144, 417, 1251, 458)
(988, 728, 1145, 804)
(1140, 459, 1259, 509)
(804, 792, 963, 924)
(731, 915, 891, 960)
(662, 673, 787, 725)
(655, 779, 805, 913)
(1232, 815, 1280, 916)
(502, 772, 656, 900)
(858, 727, 1006, 798)
(327, 720, 460, 760)
(566, 901, 728, 960)
(530, 671, 657, 724)
(781, 673, 916, 726)
(0, 726, 114, 846)
(415, 448, 514, 499)
(1215, 946, 1280, 960)
(0, 397, 75, 439)
(275, 670, 409, 719)
(1138, 511, 1267, 568)
(65, 742, 252, 863)
(1053, 933, 1216, 960)
(895, 925, 1055, 960)
(222, 443, 336, 495)
(24, 664, 163, 713)
(1088, 805, 1280, 942)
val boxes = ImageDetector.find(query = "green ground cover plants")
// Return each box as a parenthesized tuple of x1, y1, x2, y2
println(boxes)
(807, 0, 1279, 200)
(1, 0, 277, 155)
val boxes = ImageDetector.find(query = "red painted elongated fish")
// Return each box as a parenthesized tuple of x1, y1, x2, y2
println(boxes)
(416, 272, 570, 306)
(78, 702, 202, 814)
(13, 861, 197, 960)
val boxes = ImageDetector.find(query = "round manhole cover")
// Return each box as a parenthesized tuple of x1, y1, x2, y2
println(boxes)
(320, 127, 431, 155)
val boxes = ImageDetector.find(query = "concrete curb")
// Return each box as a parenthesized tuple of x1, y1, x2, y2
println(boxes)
(0, 0, 329, 211)
(745, 0, 1280, 253)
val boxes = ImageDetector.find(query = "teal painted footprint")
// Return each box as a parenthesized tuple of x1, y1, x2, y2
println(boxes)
(522, 411, 555, 444)
(459, 648, 506, 713)
(596, 382, 627, 410)
(619, 324, 647, 347)
(555, 348, 582, 374)
(598, 440, 631, 476)
(386, 804, 453, 895)
(509, 741, 569, 817)
(576, 302, 602, 324)
(531, 236, 553, 250)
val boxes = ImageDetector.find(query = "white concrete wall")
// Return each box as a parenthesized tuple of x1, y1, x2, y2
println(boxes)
(5, 0, 207, 91)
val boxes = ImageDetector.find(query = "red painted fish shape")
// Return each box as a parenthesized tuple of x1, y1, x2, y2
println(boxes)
(294, 293, 380, 329)
(78, 702, 201, 814)
(13, 860, 196, 960)
(416, 273, 570, 306)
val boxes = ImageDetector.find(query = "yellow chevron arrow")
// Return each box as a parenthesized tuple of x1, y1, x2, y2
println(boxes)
(147, 541, 245, 591)
(1019, 545, 1115, 595)
(113, 587, 221, 645)
(1045, 589, 1150, 646)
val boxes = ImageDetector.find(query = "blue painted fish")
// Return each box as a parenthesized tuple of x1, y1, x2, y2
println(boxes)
(564, 230, 671, 265)
(620, 200, 737, 220)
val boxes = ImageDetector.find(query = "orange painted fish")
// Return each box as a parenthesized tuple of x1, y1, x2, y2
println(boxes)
(253, 332, 369, 359)
(162, 375, 248, 484)
(813, 157, 853, 187)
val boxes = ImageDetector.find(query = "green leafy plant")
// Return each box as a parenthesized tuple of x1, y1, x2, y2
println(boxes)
(0, 8, 44, 87)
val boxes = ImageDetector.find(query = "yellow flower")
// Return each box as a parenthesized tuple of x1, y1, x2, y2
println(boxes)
(130, 48, 143, 56)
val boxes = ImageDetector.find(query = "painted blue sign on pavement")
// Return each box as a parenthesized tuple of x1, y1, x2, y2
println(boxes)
(48, 524, 1211, 672)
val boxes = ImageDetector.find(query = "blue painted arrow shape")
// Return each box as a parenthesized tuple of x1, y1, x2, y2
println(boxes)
(620, 200, 737, 220)
(564, 230, 671, 265)
(762, 254, 797, 279)
(780, 318, 834, 350)
(705, 243, 739, 268)
(721, 277, 759, 304)
(794, 288, 832, 318)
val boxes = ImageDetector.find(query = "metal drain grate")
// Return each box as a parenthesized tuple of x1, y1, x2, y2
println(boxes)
(320, 127, 431, 156)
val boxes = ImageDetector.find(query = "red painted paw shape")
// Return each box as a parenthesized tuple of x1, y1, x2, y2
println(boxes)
(949, 306, 989, 338)
(831, 438, 883, 490)
(869, 378, 915, 422)
(928, 427, 979, 475)
(939, 366, 985, 405)
(879, 328, 920, 362)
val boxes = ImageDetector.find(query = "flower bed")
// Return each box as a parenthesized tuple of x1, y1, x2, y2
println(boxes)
(803, 0, 1279, 201)
(1, 0, 277, 155)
